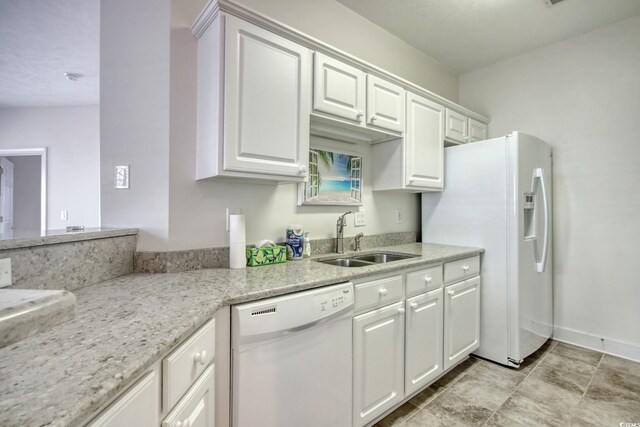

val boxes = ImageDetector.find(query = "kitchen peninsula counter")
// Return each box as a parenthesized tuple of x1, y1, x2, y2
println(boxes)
(0, 242, 483, 426)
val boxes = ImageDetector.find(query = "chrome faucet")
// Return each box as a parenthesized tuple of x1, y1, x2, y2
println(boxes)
(335, 211, 352, 253)
(354, 232, 364, 252)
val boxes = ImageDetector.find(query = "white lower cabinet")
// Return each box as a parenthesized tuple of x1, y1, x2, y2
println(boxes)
(163, 365, 215, 427)
(88, 319, 216, 427)
(443, 276, 481, 370)
(88, 370, 160, 427)
(353, 302, 405, 427)
(404, 289, 444, 396)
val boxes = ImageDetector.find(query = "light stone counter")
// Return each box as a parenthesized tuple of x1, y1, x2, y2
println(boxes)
(0, 242, 482, 426)
(0, 228, 138, 251)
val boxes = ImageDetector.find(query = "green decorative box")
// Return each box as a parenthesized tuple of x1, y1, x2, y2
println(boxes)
(246, 245, 287, 267)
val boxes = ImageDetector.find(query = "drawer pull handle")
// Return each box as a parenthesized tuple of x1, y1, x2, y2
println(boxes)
(379, 288, 388, 297)
(410, 302, 419, 310)
(397, 307, 405, 314)
(298, 165, 308, 174)
(357, 111, 364, 122)
(424, 276, 432, 284)
(462, 265, 469, 271)
(194, 350, 208, 365)
(448, 289, 456, 296)
(176, 419, 191, 427)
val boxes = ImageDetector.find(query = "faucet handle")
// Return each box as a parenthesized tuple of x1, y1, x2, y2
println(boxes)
(338, 211, 352, 226)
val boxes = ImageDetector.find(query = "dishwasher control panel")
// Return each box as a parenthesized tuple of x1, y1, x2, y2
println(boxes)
(314, 284, 354, 315)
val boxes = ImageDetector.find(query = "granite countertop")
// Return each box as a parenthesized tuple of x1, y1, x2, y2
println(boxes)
(0, 242, 483, 426)
(0, 227, 139, 251)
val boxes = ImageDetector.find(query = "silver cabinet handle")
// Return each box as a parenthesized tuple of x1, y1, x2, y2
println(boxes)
(410, 302, 419, 310)
(298, 165, 307, 174)
(462, 265, 469, 272)
(397, 307, 405, 314)
(424, 276, 432, 284)
(356, 111, 364, 122)
(448, 289, 455, 296)
(370, 114, 377, 122)
(379, 288, 388, 297)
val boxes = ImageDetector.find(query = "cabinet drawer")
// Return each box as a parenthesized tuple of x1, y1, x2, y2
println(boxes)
(162, 365, 215, 427)
(163, 318, 215, 410)
(444, 256, 480, 284)
(406, 265, 443, 296)
(355, 275, 403, 313)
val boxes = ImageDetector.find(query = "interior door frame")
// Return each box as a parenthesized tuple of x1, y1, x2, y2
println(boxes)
(0, 148, 47, 232)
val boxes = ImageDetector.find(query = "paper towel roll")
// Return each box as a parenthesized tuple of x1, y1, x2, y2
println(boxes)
(229, 214, 246, 269)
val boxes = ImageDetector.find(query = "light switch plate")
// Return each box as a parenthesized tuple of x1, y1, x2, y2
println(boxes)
(354, 211, 366, 227)
(395, 208, 404, 224)
(60, 210, 68, 221)
(0, 258, 11, 288)
(115, 165, 130, 189)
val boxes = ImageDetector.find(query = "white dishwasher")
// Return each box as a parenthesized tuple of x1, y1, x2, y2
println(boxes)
(232, 282, 354, 427)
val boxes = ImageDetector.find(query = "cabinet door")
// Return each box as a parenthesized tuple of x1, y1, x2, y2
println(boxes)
(405, 289, 444, 396)
(163, 365, 215, 427)
(468, 118, 488, 142)
(88, 371, 159, 427)
(405, 93, 444, 189)
(443, 277, 480, 370)
(224, 15, 311, 178)
(367, 74, 405, 133)
(313, 52, 366, 123)
(444, 109, 468, 144)
(353, 302, 405, 427)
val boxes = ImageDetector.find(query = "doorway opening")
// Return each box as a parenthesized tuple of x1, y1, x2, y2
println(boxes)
(0, 148, 47, 238)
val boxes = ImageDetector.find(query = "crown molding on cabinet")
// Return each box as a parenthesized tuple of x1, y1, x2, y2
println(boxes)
(191, 0, 489, 124)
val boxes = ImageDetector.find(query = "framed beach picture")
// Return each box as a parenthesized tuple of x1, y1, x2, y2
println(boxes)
(298, 147, 363, 206)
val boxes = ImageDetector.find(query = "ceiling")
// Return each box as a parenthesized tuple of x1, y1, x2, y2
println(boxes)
(0, 0, 99, 108)
(336, 0, 640, 74)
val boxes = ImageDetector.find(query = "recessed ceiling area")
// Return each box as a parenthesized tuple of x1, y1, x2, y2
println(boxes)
(0, 0, 99, 108)
(336, 0, 640, 74)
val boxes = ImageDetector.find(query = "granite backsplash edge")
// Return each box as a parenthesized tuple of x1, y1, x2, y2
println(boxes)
(134, 231, 420, 273)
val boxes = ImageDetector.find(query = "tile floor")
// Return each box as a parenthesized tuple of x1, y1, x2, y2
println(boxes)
(375, 340, 640, 426)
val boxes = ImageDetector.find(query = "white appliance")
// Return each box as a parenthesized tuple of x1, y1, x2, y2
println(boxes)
(422, 132, 552, 367)
(231, 282, 354, 426)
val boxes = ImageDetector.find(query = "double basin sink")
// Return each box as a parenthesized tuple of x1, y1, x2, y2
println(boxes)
(316, 252, 417, 267)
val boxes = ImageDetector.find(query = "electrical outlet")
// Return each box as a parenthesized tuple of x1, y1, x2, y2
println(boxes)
(226, 208, 242, 231)
(0, 258, 11, 288)
(395, 208, 404, 224)
(60, 210, 68, 221)
(354, 211, 366, 227)
(115, 165, 130, 189)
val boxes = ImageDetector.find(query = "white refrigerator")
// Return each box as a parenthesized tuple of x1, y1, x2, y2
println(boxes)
(422, 132, 553, 368)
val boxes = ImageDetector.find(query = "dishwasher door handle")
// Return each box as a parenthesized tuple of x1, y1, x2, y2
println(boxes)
(236, 303, 353, 346)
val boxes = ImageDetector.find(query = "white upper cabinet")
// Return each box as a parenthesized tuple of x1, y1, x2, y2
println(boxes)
(468, 118, 488, 142)
(195, 14, 311, 181)
(405, 93, 444, 190)
(445, 109, 488, 145)
(312, 53, 405, 137)
(372, 92, 444, 192)
(445, 108, 469, 144)
(313, 52, 366, 123)
(366, 75, 405, 133)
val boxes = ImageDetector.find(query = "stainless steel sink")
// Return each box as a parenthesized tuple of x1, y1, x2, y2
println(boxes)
(351, 252, 417, 263)
(316, 258, 374, 268)
(316, 252, 418, 267)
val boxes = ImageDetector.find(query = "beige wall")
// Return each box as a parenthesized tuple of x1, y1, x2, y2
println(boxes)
(459, 16, 640, 358)
(0, 106, 100, 230)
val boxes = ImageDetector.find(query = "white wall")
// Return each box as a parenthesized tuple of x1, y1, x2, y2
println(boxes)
(7, 156, 41, 236)
(0, 106, 100, 230)
(100, 0, 172, 250)
(201, 0, 459, 101)
(168, 27, 420, 250)
(459, 16, 640, 358)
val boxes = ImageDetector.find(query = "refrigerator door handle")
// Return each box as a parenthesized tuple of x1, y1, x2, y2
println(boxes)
(535, 168, 550, 273)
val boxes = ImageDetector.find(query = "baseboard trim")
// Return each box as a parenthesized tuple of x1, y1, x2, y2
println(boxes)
(553, 325, 640, 362)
